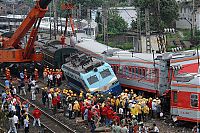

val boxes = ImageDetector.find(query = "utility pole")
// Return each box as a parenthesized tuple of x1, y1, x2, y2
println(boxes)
(53, 0, 57, 39)
(77, 3, 81, 31)
(102, 2, 109, 50)
(192, 0, 195, 38)
(87, 8, 91, 37)
(152, 50, 158, 95)
(49, 2, 52, 40)
(136, 7, 141, 52)
(145, 8, 151, 53)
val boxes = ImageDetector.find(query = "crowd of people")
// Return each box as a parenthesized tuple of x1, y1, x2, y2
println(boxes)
(40, 86, 162, 133)
(1, 67, 197, 133)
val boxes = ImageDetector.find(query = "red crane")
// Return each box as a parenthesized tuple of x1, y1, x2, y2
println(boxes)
(0, 0, 52, 62)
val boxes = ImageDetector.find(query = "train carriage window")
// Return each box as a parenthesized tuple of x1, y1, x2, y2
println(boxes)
(173, 91, 178, 103)
(143, 69, 146, 77)
(135, 68, 138, 75)
(139, 68, 142, 76)
(100, 69, 111, 78)
(191, 94, 198, 107)
(132, 67, 135, 76)
(119, 66, 123, 74)
(116, 66, 119, 73)
(87, 75, 99, 85)
(126, 66, 129, 76)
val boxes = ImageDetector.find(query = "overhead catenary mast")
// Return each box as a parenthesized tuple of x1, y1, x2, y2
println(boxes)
(102, 1, 109, 51)
(136, 7, 141, 52)
(145, 8, 151, 53)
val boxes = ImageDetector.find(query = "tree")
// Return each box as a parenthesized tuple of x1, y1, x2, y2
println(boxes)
(132, 0, 179, 32)
(108, 12, 128, 33)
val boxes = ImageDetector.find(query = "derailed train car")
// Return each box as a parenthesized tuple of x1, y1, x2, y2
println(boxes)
(39, 40, 78, 68)
(75, 39, 200, 123)
(61, 52, 122, 95)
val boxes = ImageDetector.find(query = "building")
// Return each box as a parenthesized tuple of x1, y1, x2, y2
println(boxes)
(176, 0, 200, 30)
(96, 7, 137, 28)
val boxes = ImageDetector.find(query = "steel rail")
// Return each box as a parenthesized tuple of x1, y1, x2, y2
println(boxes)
(0, 82, 76, 133)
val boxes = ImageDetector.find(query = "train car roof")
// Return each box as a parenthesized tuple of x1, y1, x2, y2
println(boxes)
(76, 39, 200, 64)
(171, 73, 200, 91)
(37, 40, 76, 53)
(75, 39, 162, 62)
(62, 53, 104, 74)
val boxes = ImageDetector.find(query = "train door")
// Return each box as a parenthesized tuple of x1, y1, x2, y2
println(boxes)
(171, 90, 178, 119)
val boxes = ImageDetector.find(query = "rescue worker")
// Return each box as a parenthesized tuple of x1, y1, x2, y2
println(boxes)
(24, 69, 28, 82)
(43, 67, 48, 83)
(73, 100, 80, 118)
(32, 107, 42, 127)
(56, 70, 61, 86)
(24, 113, 29, 133)
(34, 68, 39, 81)
(20, 71, 24, 81)
(7, 111, 17, 133)
(60, 34, 65, 47)
(52, 95, 58, 115)
(6, 68, 11, 80)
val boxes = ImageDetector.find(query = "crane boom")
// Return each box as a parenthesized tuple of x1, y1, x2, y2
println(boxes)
(0, 0, 52, 62)
(3, 0, 51, 48)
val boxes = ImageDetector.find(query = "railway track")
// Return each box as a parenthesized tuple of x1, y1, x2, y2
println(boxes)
(0, 81, 76, 133)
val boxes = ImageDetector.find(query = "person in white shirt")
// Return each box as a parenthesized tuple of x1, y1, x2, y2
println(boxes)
(152, 100, 157, 118)
(31, 84, 36, 101)
(48, 93, 52, 109)
(49, 74, 53, 87)
(68, 102, 73, 119)
(8, 111, 17, 133)
(153, 123, 159, 133)
(13, 114, 19, 129)
(56, 74, 61, 86)
(24, 117, 29, 133)
(119, 106, 124, 118)
(13, 87, 17, 95)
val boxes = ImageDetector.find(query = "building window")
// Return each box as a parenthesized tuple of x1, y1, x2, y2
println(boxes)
(191, 94, 198, 107)
(184, 8, 186, 13)
(173, 91, 178, 103)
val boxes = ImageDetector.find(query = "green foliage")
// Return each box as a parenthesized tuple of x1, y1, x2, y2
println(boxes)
(108, 42, 133, 50)
(96, 34, 133, 50)
(74, 0, 104, 7)
(132, 0, 179, 31)
(108, 13, 128, 33)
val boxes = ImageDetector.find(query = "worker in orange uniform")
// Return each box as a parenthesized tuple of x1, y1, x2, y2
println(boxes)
(34, 68, 39, 81)
(60, 34, 65, 47)
(5, 68, 11, 80)
(24, 69, 28, 82)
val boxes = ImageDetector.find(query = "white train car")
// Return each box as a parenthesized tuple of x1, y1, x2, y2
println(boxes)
(75, 39, 200, 96)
